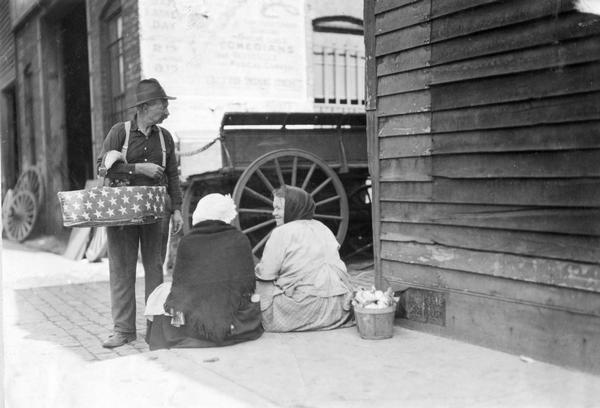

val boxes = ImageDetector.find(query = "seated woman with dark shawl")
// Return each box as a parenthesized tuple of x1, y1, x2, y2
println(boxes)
(255, 185, 355, 332)
(145, 193, 263, 350)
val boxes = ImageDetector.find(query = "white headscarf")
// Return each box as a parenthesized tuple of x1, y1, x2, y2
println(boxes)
(192, 193, 237, 225)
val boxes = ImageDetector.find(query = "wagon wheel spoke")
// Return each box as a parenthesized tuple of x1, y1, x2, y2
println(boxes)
(255, 169, 275, 193)
(315, 195, 340, 207)
(238, 208, 273, 215)
(310, 177, 332, 197)
(301, 163, 317, 190)
(291, 157, 298, 186)
(244, 186, 273, 206)
(242, 218, 276, 234)
(273, 158, 285, 187)
(252, 231, 272, 254)
(314, 214, 344, 221)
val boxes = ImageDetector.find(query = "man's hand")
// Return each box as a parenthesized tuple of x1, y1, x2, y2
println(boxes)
(135, 163, 164, 179)
(171, 210, 184, 235)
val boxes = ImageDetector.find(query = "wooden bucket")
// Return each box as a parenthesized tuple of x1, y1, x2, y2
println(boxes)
(354, 304, 395, 340)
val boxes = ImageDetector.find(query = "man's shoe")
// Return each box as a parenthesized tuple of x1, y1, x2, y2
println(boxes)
(102, 332, 137, 348)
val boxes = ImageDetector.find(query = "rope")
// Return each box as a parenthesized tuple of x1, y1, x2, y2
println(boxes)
(176, 137, 221, 157)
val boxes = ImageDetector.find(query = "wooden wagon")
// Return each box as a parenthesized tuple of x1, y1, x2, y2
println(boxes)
(181, 112, 372, 258)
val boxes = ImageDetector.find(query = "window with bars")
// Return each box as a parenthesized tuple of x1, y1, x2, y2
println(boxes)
(312, 16, 365, 107)
(102, 1, 125, 127)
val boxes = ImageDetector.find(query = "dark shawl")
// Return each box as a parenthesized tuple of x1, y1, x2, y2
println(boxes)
(283, 185, 315, 223)
(164, 220, 256, 344)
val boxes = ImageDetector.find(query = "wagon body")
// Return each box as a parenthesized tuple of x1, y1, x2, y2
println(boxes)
(182, 112, 372, 258)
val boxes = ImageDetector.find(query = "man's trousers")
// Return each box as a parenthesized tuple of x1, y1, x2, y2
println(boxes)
(106, 217, 170, 334)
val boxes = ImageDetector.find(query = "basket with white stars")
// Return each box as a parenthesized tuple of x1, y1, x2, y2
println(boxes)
(57, 186, 168, 227)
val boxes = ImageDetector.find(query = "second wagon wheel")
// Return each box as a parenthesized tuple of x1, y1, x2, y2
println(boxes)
(232, 148, 349, 258)
(15, 166, 44, 206)
(3, 190, 38, 242)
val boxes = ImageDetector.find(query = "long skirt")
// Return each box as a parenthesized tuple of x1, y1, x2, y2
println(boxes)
(261, 291, 354, 332)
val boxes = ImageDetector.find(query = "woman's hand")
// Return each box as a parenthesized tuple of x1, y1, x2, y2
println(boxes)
(171, 210, 184, 235)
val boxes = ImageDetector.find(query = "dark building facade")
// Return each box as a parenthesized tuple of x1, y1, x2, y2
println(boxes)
(365, 0, 600, 373)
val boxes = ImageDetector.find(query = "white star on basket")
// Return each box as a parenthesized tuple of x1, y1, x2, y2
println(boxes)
(135, 192, 143, 201)
(132, 204, 140, 212)
(119, 206, 127, 215)
(101, 189, 109, 197)
(97, 200, 105, 208)
(84, 201, 93, 209)
(109, 197, 117, 206)
(122, 195, 130, 204)
(107, 208, 115, 216)
(89, 191, 97, 199)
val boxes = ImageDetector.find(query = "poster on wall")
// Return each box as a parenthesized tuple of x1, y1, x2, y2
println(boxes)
(139, 0, 309, 175)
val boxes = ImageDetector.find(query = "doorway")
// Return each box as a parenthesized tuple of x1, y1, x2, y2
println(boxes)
(1, 84, 21, 199)
(61, 3, 93, 190)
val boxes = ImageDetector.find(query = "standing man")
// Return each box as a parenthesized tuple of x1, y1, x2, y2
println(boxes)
(97, 78, 184, 348)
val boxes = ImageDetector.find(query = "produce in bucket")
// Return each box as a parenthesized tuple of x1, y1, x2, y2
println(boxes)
(352, 287, 398, 309)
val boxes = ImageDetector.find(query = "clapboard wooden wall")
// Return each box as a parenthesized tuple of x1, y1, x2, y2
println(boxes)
(365, 0, 600, 373)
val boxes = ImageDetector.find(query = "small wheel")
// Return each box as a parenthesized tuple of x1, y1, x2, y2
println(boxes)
(232, 148, 348, 257)
(15, 166, 44, 205)
(4, 190, 38, 242)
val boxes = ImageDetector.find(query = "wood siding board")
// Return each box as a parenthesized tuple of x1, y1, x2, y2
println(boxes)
(432, 178, 600, 207)
(381, 222, 600, 263)
(380, 180, 432, 201)
(430, 0, 499, 19)
(382, 261, 600, 317)
(377, 46, 431, 76)
(378, 113, 431, 136)
(376, 0, 431, 34)
(381, 241, 600, 292)
(380, 157, 432, 181)
(380, 135, 432, 158)
(378, 69, 431, 95)
(375, 23, 430, 56)
(430, 36, 600, 85)
(374, 0, 421, 15)
(432, 92, 600, 133)
(381, 179, 600, 207)
(430, 0, 573, 42)
(431, 12, 600, 66)
(390, 279, 600, 373)
(431, 122, 600, 155)
(380, 202, 600, 236)
(431, 62, 600, 110)
(431, 150, 600, 179)
(378, 91, 431, 115)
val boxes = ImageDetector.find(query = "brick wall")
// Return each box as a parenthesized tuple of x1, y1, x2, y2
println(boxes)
(0, 0, 15, 88)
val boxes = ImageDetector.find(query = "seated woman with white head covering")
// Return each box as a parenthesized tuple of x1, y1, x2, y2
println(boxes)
(145, 193, 263, 350)
(255, 185, 355, 332)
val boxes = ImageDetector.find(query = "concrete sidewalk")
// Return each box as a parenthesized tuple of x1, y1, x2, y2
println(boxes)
(2, 241, 599, 407)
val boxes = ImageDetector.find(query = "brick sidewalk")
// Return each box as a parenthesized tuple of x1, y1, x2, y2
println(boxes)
(13, 280, 149, 361)
(11, 264, 375, 363)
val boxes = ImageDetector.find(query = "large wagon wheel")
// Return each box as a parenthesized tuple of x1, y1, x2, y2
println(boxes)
(3, 190, 38, 242)
(232, 148, 348, 258)
(15, 166, 44, 205)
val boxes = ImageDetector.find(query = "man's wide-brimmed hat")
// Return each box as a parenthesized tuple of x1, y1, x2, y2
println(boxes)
(129, 78, 176, 108)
